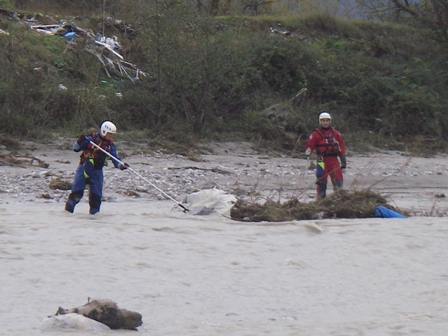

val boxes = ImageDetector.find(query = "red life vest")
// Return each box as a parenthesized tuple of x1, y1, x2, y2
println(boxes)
(314, 127, 341, 157)
(79, 132, 114, 169)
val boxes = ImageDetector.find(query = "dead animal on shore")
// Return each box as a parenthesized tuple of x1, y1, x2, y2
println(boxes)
(54, 299, 142, 330)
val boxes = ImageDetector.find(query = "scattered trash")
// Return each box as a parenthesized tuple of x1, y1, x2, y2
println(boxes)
(85, 33, 147, 81)
(58, 84, 68, 91)
(31, 23, 71, 35)
(269, 26, 291, 37)
(97, 34, 120, 50)
(64, 31, 77, 39)
(0, 9, 146, 83)
(183, 188, 237, 217)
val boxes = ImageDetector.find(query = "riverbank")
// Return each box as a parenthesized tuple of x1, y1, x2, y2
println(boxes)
(1, 139, 448, 217)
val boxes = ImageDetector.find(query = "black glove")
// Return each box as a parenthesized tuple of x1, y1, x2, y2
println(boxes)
(120, 162, 130, 170)
(340, 156, 347, 170)
(76, 134, 86, 145)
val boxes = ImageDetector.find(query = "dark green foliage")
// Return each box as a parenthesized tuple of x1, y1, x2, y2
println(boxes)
(1, 4, 448, 153)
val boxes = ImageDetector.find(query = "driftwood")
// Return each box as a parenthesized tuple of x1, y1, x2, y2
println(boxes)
(55, 299, 142, 330)
(230, 189, 404, 222)
(0, 9, 146, 82)
(168, 165, 234, 175)
(0, 153, 49, 168)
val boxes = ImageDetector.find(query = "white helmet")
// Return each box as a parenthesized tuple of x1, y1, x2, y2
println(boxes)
(100, 121, 117, 137)
(319, 112, 331, 122)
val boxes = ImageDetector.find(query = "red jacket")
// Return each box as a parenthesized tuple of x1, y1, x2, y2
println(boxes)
(306, 127, 346, 157)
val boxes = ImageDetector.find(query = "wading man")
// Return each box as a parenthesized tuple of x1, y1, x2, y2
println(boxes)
(65, 120, 129, 214)
(305, 112, 347, 200)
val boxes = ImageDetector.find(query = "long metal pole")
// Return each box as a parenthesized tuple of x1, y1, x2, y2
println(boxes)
(90, 141, 189, 212)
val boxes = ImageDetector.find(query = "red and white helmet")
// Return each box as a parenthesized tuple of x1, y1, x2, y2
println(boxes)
(100, 121, 117, 137)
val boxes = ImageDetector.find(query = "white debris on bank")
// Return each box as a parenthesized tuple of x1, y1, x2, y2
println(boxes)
(183, 188, 237, 216)
(0, 9, 146, 82)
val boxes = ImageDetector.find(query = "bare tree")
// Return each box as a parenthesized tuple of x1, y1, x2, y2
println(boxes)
(390, 0, 448, 42)
(425, 0, 448, 42)
(356, 0, 448, 42)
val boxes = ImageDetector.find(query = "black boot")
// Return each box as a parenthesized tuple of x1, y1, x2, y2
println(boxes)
(65, 190, 83, 213)
(89, 193, 102, 215)
(65, 201, 75, 213)
(333, 178, 343, 190)
(316, 181, 327, 200)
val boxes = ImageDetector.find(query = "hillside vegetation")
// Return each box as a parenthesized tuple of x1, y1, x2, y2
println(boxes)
(1, 1, 447, 154)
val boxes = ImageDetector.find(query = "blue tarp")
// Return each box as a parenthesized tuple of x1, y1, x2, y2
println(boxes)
(375, 206, 406, 218)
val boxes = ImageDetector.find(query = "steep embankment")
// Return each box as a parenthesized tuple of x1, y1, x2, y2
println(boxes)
(1, 8, 447, 153)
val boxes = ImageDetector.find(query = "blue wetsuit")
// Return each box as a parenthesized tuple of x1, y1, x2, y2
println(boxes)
(65, 132, 122, 214)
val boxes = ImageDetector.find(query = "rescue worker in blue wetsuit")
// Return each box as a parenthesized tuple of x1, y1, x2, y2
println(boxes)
(65, 121, 129, 214)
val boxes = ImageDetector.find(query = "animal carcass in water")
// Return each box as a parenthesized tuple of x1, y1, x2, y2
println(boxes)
(55, 299, 142, 330)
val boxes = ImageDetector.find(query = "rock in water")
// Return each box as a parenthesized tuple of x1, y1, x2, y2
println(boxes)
(55, 299, 142, 330)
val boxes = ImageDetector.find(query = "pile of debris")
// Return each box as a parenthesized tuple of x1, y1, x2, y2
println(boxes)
(0, 152, 49, 168)
(230, 189, 406, 222)
(0, 9, 146, 82)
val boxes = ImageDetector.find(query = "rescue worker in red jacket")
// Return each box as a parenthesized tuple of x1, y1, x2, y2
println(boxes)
(65, 120, 129, 214)
(305, 112, 347, 200)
